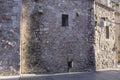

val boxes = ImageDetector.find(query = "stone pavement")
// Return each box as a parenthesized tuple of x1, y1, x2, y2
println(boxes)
(1, 70, 120, 80)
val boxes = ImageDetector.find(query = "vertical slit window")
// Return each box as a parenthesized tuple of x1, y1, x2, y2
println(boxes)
(106, 26, 109, 39)
(62, 14, 68, 27)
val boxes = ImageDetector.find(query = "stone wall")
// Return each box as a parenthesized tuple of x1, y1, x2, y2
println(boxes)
(1, 0, 120, 75)
(115, 14, 120, 65)
(94, 3, 117, 70)
(0, 0, 21, 75)
(21, 0, 95, 74)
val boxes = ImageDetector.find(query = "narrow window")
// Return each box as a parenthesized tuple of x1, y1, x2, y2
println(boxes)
(62, 14, 68, 27)
(106, 26, 109, 39)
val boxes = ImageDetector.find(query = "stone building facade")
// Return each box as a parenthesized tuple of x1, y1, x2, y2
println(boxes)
(94, 0, 120, 70)
(0, 0, 120, 76)
(21, 0, 95, 74)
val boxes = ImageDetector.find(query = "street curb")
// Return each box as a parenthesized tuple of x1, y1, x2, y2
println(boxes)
(0, 72, 92, 80)
(0, 76, 20, 80)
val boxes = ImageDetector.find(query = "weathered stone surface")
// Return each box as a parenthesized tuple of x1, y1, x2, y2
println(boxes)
(21, 0, 95, 74)
(0, 0, 120, 76)
(94, 3, 117, 70)
(115, 14, 120, 66)
(0, 0, 21, 75)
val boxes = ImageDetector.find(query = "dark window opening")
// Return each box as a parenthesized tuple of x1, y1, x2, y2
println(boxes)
(106, 26, 109, 39)
(62, 14, 69, 27)
(34, 0, 38, 2)
(68, 61, 73, 72)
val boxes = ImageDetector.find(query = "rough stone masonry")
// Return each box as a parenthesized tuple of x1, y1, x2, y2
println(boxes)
(21, 0, 95, 74)
(0, 0, 120, 76)
(0, 0, 21, 75)
(94, 0, 120, 70)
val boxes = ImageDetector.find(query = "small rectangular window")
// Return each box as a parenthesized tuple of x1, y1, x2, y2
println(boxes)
(62, 14, 68, 27)
(106, 26, 109, 39)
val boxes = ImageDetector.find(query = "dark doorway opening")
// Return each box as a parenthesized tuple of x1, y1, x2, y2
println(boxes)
(68, 60, 73, 72)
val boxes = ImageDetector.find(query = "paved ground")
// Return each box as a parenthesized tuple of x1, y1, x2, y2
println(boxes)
(0, 70, 120, 80)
